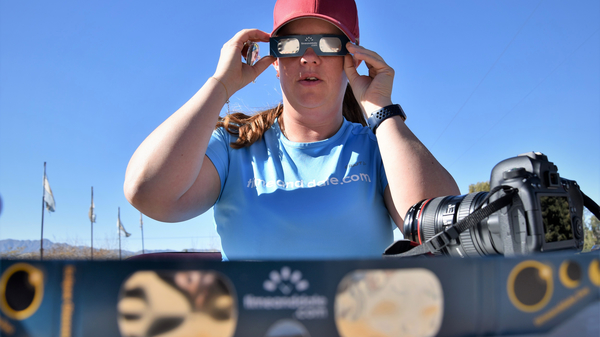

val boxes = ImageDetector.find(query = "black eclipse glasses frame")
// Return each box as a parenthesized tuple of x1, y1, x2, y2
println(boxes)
(269, 34, 350, 58)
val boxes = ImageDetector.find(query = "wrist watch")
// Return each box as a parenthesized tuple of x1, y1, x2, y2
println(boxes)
(367, 104, 407, 134)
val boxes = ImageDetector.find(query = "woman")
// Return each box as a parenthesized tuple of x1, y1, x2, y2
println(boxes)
(124, 0, 460, 260)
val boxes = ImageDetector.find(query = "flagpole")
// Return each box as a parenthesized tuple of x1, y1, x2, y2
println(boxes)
(40, 162, 46, 260)
(140, 212, 145, 255)
(90, 186, 94, 261)
(118, 207, 122, 261)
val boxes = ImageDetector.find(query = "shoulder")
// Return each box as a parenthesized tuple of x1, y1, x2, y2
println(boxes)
(344, 120, 377, 143)
(212, 126, 240, 144)
(212, 126, 230, 138)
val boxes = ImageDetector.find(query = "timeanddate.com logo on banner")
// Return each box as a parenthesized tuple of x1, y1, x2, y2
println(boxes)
(242, 266, 329, 320)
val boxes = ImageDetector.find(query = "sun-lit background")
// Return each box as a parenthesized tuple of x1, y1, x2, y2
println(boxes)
(1, 0, 598, 254)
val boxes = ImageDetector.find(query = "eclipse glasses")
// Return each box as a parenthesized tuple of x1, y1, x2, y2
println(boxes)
(269, 34, 350, 58)
(242, 34, 350, 67)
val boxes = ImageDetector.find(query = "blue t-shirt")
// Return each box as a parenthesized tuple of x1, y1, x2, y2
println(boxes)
(206, 118, 394, 260)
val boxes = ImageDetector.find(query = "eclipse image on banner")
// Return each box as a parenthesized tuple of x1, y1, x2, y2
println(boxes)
(117, 270, 237, 337)
(507, 260, 554, 313)
(0, 263, 44, 321)
(334, 268, 443, 337)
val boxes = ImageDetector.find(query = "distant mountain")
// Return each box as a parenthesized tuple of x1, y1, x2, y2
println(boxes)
(0, 239, 212, 257)
(0, 239, 136, 257)
(0, 239, 58, 254)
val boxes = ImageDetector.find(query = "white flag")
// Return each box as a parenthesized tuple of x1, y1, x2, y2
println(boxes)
(117, 215, 131, 237)
(43, 174, 56, 212)
(88, 201, 96, 223)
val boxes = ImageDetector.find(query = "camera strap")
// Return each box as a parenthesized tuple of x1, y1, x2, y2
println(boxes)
(583, 192, 600, 220)
(388, 186, 518, 258)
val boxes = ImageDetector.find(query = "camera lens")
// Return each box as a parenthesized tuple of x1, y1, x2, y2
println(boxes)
(402, 192, 499, 257)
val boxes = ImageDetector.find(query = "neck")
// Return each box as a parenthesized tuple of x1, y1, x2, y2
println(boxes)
(279, 104, 344, 142)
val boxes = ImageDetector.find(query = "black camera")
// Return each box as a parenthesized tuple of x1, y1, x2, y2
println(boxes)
(402, 152, 587, 257)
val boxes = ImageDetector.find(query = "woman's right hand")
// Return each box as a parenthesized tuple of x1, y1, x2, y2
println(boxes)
(213, 29, 276, 96)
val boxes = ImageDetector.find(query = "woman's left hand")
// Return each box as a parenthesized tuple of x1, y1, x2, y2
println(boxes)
(344, 44, 395, 116)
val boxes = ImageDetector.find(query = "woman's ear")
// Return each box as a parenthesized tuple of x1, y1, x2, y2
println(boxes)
(272, 59, 280, 78)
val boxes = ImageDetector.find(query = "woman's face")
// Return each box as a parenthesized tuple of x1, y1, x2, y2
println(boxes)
(275, 18, 348, 113)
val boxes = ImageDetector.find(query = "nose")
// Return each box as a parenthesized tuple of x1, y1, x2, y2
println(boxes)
(300, 48, 321, 65)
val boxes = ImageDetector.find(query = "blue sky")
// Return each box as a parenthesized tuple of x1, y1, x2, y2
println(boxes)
(1, 0, 598, 253)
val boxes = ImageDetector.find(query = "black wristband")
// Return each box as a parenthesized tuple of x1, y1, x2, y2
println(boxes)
(367, 104, 407, 134)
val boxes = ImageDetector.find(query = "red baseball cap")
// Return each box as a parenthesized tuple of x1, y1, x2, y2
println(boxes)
(272, 0, 360, 45)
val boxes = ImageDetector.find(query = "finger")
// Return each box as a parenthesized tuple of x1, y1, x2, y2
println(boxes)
(232, 29, 271, 47)
(347, 44, 390, 72)
(222, 29, 270, 61)
(248, 55, 276, 79)
(230, 30, 271, 67)
(344, 54, 361, 84)
(344, 54, 370, 106)
(347, 44, 383, 61)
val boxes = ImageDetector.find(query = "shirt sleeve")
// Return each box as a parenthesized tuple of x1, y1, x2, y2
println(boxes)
(205, 127, 231, 198)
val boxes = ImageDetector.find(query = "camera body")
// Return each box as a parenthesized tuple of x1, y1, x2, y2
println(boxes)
(403, 152, 585, 257)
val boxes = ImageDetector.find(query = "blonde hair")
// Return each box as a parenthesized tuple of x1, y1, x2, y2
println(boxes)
(216, 83, 365, 149)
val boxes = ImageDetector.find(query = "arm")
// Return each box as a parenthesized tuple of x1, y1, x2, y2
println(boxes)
(124, 29, 276, 222)
(344, 45, 460, 226)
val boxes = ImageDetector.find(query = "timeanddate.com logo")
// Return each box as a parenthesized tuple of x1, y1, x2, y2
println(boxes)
(246, 173, 372, 190)
(242, 266, 328, 320)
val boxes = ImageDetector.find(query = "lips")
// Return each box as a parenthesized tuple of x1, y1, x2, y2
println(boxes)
(299, 74, 322, 85)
